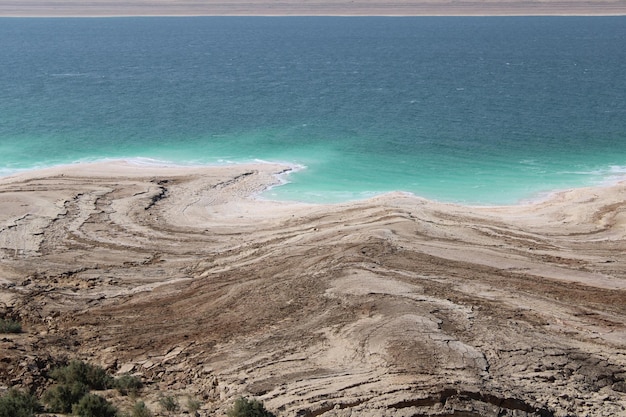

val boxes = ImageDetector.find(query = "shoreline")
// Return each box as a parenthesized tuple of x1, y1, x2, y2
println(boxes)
(2, 13, 626, 18)
(2, 159, 626, 209)
(2, 158, 625, 246)
(1, 1, 625, 17)
(3, 159, 626, 209)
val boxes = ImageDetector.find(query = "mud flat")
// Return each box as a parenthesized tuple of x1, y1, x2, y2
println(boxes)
(1, 161, 625, 416)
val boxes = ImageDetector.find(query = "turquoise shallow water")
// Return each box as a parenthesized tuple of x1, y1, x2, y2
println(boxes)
(1, 17, 625, 204)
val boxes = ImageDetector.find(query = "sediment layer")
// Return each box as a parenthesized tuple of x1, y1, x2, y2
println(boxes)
(1, 161, 625, 416)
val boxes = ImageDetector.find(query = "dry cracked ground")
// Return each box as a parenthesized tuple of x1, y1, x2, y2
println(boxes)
(1, 164, 626, 416)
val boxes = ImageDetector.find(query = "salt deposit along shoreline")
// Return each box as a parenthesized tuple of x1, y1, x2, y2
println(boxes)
(1, 161, 625, 416)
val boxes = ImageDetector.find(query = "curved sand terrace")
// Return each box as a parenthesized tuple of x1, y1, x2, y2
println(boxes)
(1, 161, 626, 416)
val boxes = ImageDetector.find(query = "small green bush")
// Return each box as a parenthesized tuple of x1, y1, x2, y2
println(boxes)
(50, 360, 114, 390)
(158, 395, 179, 413)
(43, 381, 89, 413)
(114, 374, 142, 396)
(0, 318, 21, 333)
(130, 401, 153, 417)
(187, 397, 201, 413)
(227, 397, 276, 417)
(0, 388, 40, 417)
(72, 393, 118, 417)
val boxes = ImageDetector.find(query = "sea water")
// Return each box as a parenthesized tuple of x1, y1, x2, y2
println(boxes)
(1, 17, 625, 204)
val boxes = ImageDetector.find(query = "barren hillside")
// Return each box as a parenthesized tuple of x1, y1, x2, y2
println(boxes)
(1, 162, 625, 416)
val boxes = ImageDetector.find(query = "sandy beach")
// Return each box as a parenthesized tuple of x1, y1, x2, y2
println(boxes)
(1, 161, 625, 416)
(0, 0, 625, 16)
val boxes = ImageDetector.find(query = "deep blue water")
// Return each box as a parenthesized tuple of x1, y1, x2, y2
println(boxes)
(1, 17, 625, 204)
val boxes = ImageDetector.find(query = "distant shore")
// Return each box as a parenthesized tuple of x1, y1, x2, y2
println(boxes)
(1, 0, 625, 17)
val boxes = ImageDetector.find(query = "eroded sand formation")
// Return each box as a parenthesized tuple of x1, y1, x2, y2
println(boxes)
(1, 162, 625, 416)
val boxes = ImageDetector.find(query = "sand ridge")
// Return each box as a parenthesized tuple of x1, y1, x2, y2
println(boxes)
(1, 161, 625, 416)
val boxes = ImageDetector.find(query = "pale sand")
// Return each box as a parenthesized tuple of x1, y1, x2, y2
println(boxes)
(0, 0, 625, 16)
(1, 161, 625, 416)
